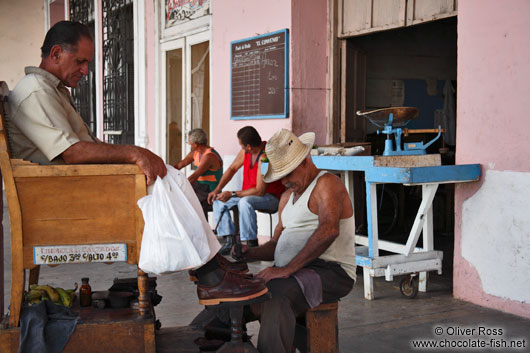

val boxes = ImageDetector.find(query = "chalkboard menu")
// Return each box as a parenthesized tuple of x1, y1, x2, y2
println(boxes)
(230, 29, 289, 120)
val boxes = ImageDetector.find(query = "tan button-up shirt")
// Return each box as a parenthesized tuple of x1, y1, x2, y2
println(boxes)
(6, 66, 98, 164)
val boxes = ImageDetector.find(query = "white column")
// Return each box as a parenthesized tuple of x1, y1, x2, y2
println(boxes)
(44, 0, 51, 31)
(95, 0, 104, 140)
(134, 0, 149, 148)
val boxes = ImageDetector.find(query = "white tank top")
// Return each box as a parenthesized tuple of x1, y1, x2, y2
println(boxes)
(274, 171, 356, 280)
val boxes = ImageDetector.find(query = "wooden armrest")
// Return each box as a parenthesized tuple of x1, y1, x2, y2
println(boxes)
(11, 159, 39, 166)
(12, 163, 143, 178)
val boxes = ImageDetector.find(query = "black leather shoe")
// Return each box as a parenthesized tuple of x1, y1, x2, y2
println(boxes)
(246, 240, 259, 247)
(219, 235, 234, 255)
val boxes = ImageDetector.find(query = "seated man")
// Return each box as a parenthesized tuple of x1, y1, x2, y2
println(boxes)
(239, 129, 357, 353)
(7, 20, 266, 305)
(207, 126, 284, 253)
(175, 128, 223, 217)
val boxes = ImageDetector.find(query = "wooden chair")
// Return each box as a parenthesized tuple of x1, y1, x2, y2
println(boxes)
(292, 302, 339, 353)
(0, 81, 149, 328)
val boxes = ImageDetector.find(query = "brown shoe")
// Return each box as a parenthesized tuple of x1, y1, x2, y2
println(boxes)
(189, 255, 250, 282)
(236, 273, 263, 285)
(216, 254, 249, 274)
(188, 269, 199, 282)
(215, 255, 264, 285)
(197, 272, 268, 305)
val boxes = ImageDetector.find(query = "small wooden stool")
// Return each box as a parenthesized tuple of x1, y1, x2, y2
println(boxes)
(292, 302, 339, 353)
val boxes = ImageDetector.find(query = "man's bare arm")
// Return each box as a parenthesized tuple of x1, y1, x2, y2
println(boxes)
(174, 151, 194, 170)
(243, 240, 276, 262)
(244, 189, 290, 261)
(61, 141, 167, 185)
(257, 175, 350, 282)
(207, 149, 245, 203)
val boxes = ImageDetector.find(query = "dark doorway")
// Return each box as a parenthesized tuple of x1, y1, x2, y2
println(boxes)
(343, 17, 458, 278)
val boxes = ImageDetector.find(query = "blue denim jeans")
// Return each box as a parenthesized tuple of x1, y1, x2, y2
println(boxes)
(213, 193, 279, 241)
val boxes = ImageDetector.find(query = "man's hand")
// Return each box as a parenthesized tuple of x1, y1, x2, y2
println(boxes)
(216, 191, 233, 202)
(231, 243, 250, 262)
(256, 267, 290, 283)
(207, 190, 220, 204)
(133, 147, 167, 185)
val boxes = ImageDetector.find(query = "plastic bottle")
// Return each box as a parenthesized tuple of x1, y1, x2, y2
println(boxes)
(80, 277, 92, 307)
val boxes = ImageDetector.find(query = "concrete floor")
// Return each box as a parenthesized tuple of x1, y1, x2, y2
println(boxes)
(2, 202, 530, 352)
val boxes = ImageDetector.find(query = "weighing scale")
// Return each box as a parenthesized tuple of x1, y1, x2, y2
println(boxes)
(357, 107, 444, 156)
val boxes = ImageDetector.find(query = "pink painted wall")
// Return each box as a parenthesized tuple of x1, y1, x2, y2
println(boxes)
(456, 0, 530, 172)
(291, 0, 329, 144)
(0, 0, 44, 88)
(211, 0, 292, 157)
(454, 0, 530, 317)
(210, 0, 330, 156)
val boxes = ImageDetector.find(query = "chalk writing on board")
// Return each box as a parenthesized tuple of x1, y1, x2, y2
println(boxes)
(231, 30, 288, 119)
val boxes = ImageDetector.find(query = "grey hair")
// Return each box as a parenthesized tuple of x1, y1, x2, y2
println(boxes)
(188, 128, 208, 145)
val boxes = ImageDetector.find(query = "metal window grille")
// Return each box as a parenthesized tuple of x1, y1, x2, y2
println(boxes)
(102, 0, 135, 145)
(69, 0, 97, 134)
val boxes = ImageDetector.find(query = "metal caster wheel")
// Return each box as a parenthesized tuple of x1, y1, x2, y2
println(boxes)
(400, 274, 419, 299)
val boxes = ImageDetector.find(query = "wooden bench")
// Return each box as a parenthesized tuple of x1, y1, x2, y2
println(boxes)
(292, 302, 339, 353)
(0, 81, 151, 331)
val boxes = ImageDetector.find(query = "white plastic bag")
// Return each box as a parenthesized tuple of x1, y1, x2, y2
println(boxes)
(138, 167, 211, 274)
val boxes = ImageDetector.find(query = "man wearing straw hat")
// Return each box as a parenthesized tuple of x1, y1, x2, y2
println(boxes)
(239, 128, 357, 353)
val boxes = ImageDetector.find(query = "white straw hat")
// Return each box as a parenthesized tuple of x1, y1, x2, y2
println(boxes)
(263, 129, 315, 183)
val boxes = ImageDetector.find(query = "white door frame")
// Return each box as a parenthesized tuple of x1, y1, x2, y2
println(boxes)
(184, 30, 211, 159)
(133, 0, 148, 147)
(158, 38, 185, 163)
(156, 30, 211, 164)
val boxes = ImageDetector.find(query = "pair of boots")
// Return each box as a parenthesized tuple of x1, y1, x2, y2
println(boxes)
(193, 254, 267, 305)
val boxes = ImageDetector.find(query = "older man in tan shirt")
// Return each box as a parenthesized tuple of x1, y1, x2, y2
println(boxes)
(8, 66, 99, 165)
(7, 21, 166, 184)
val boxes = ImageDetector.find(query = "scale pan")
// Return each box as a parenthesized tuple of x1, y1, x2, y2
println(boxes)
(356, 107, 419, 127)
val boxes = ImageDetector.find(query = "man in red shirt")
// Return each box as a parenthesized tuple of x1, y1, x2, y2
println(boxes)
(208, 126, 284, 254)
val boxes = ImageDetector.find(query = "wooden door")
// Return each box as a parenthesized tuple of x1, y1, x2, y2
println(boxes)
(339, 0, 457, 37)
(341, 40, 366, 142)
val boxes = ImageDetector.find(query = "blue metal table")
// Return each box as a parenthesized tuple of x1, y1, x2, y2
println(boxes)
(312, 154, 481, 299)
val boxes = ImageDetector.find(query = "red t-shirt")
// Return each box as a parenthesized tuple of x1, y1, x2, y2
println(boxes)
(242, 146, 284, 199)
